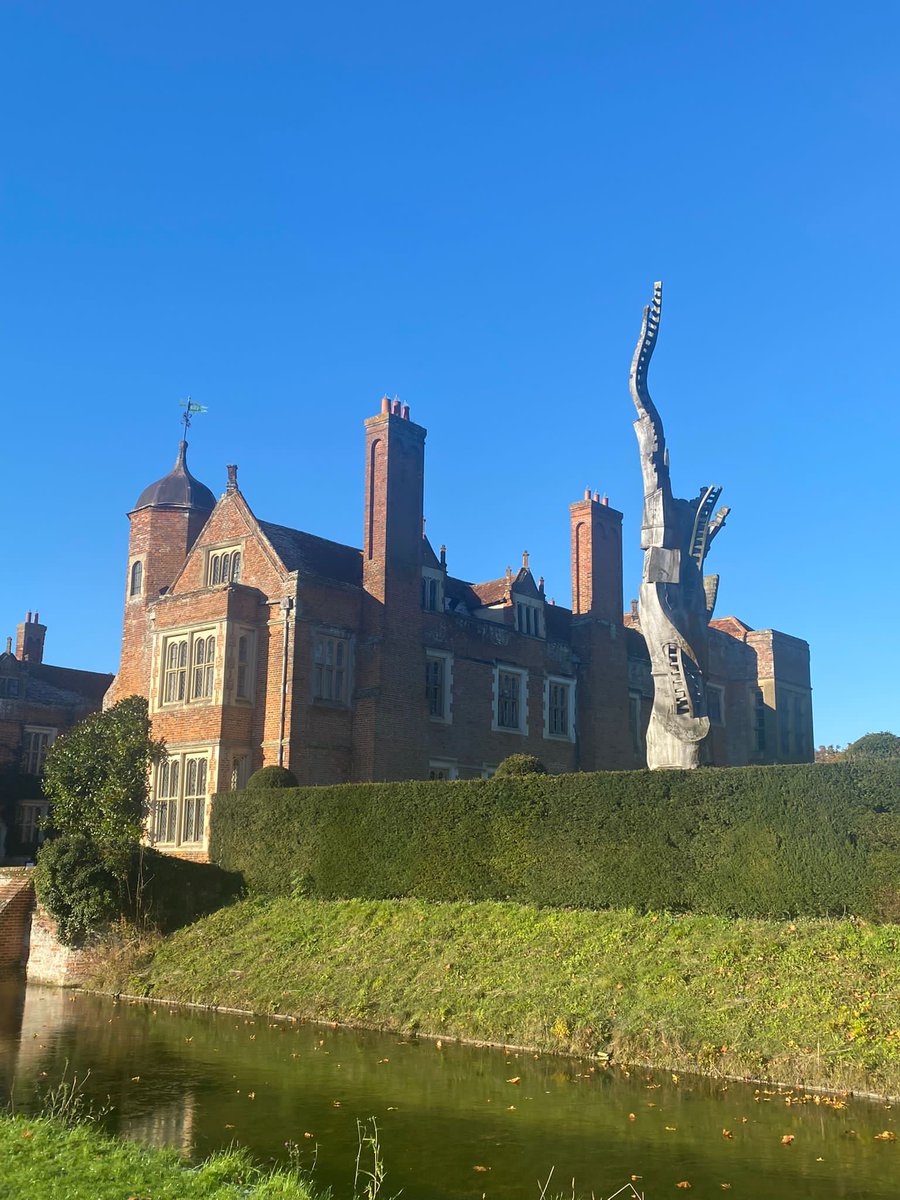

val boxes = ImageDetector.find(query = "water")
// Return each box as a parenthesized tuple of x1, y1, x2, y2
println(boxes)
(0, 977, 897, 1199)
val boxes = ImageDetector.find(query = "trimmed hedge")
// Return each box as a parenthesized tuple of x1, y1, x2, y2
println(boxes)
(210, 762, 900, 920)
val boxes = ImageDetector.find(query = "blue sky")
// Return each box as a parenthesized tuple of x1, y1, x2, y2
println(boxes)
(2, 1, 897, 747)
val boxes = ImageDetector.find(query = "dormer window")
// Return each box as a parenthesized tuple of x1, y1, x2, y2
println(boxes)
(515, 599, 544, 638)
(208, 547, 242, 586)
(421, 566, 444, 612)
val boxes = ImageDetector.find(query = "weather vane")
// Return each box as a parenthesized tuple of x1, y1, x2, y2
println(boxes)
(179, 396, 208, 438)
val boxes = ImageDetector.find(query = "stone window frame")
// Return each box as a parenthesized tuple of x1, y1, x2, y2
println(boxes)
(707, 683, 726, 727)
(492, 663, 528, 735)
(425, 650, 453, 724)
(17, 800, 50, 847)
(543, 674, 576, 742)
(230, 751, 252, 791)
(421, 566, 444, 612)
(21, 726, 56, 775)
(128, 557, 144, 600)
(514, 597, 544, 638)
(233, 627, 257, 703)
(160, 627, 218, 708)
(151, 748, 212, 848)
(312, 629, 352, 706)
(428, 759, 458, 781)
(206, 543, 243, 588)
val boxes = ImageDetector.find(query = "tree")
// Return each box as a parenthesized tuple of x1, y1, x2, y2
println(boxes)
(815, 744, 845, 763)
(42, 695, 165, 877)
(844, 732, 900, 761)
(493, 754, 547, 778)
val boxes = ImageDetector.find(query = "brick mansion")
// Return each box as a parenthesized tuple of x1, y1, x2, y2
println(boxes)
(106, 396, 813, 855)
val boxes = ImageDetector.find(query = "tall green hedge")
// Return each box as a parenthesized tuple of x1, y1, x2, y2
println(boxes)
(209, 762, 900, 920)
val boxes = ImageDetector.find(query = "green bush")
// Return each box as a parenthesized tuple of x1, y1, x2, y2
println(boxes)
(34, 834, 120, 946)
(845, 731, 900, 760)
(35, 836, 243, 947)
(493, 753, 547, 777)
(209, 761, 900, 920)
(246, 765, 298, 790)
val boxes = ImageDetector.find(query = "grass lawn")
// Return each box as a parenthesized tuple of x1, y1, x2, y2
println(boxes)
(0, 1114, 322, 1200)
(93, 896, 900, 1097)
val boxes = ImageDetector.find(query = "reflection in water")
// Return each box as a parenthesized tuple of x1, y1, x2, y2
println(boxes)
(0, 979, 897, 1200)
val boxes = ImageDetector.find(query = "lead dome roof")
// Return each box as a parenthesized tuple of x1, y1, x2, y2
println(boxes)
(133, 441, 216, 512)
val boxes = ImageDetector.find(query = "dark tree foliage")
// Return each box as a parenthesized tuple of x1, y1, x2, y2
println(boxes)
(246, 765, 299, 790)
(34, 833, 120, 946)
(844, 732, 900, 760)
(493, 754, 548, 778)
(41, 695, 165, 877)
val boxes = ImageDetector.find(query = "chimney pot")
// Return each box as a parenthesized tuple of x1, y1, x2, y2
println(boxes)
(5, 637, 11, 654)
(593, 491, 600, 503)
(584, 488, 591, 500)
(26, 611, 31, 624)
(34, 612, 39, 624)
(380, 396, 391, 414)
(401, 404, 410, 420)
(601, 494, 609, 506)
(391, 399, 402, 416)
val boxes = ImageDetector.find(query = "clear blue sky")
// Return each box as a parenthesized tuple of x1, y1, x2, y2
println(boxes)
(2, 1, 897, 748)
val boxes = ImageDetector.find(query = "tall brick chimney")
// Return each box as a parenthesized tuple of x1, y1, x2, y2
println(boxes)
(363, 397, 427, 598)
(569, 491, 624, 623)
(16, 611, 46, 663)
(355, 398, 429, 781)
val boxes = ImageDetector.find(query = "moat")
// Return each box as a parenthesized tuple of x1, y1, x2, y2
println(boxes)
(1, 978, 896, 1199)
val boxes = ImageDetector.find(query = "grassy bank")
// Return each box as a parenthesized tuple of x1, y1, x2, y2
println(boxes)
(93, 896, 900, 1097)
(0, 1114, 320, 1200)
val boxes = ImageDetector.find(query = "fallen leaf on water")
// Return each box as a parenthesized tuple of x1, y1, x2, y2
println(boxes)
(377, 1058, 390, 1064)
(665, 1126, 677, 1132)
(781, 1135, 795, 1145)
(247, 1092, 256, 1100)
(507, 1076, 521, 1084)
(676, 1183, 691, 1190)
(507, 1105, 516, 1111)
(225, 1124, 235, 1129)
(631, 1175, 642, 1182)
(720, 1185, 732, 1190)
(131, 1076, 140, 1083)
(332, 1101, 341, 1107)
(672, 1074, 679, 1083)
(628, 1113, 636, 1121)
(473, 1165, 490, 1172)
(874, 1131, 897, 1141)
(722, 1129, 733, 1139)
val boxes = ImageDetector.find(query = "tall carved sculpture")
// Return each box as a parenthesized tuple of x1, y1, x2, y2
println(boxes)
(630, 282, 730, 769)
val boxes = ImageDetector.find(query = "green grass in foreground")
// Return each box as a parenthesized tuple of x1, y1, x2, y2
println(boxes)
(94, 897, 900, 1096)
(0, 1114, 321, 1200)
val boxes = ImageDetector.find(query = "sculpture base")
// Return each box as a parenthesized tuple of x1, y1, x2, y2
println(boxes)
(645, 716, 702, 770)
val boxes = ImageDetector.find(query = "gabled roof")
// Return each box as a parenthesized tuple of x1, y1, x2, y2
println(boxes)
(469, 577, 509, 607)
(27, 663, 114, 707)
(257, 521, 363, 586)
(422, 536, 442, 570)
(709, 616, 754, 640)
(510, 567, 542, 600)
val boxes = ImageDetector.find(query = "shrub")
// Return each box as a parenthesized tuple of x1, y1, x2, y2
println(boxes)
(844, 732, 900, 760)
(209, 761, 900, 920)
(34, 834, 120, 946)
(493, 754, 547, 777)
(247, 765, 299, 790)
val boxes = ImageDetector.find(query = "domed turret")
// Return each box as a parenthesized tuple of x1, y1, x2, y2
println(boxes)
(133, 441, 215, 513)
